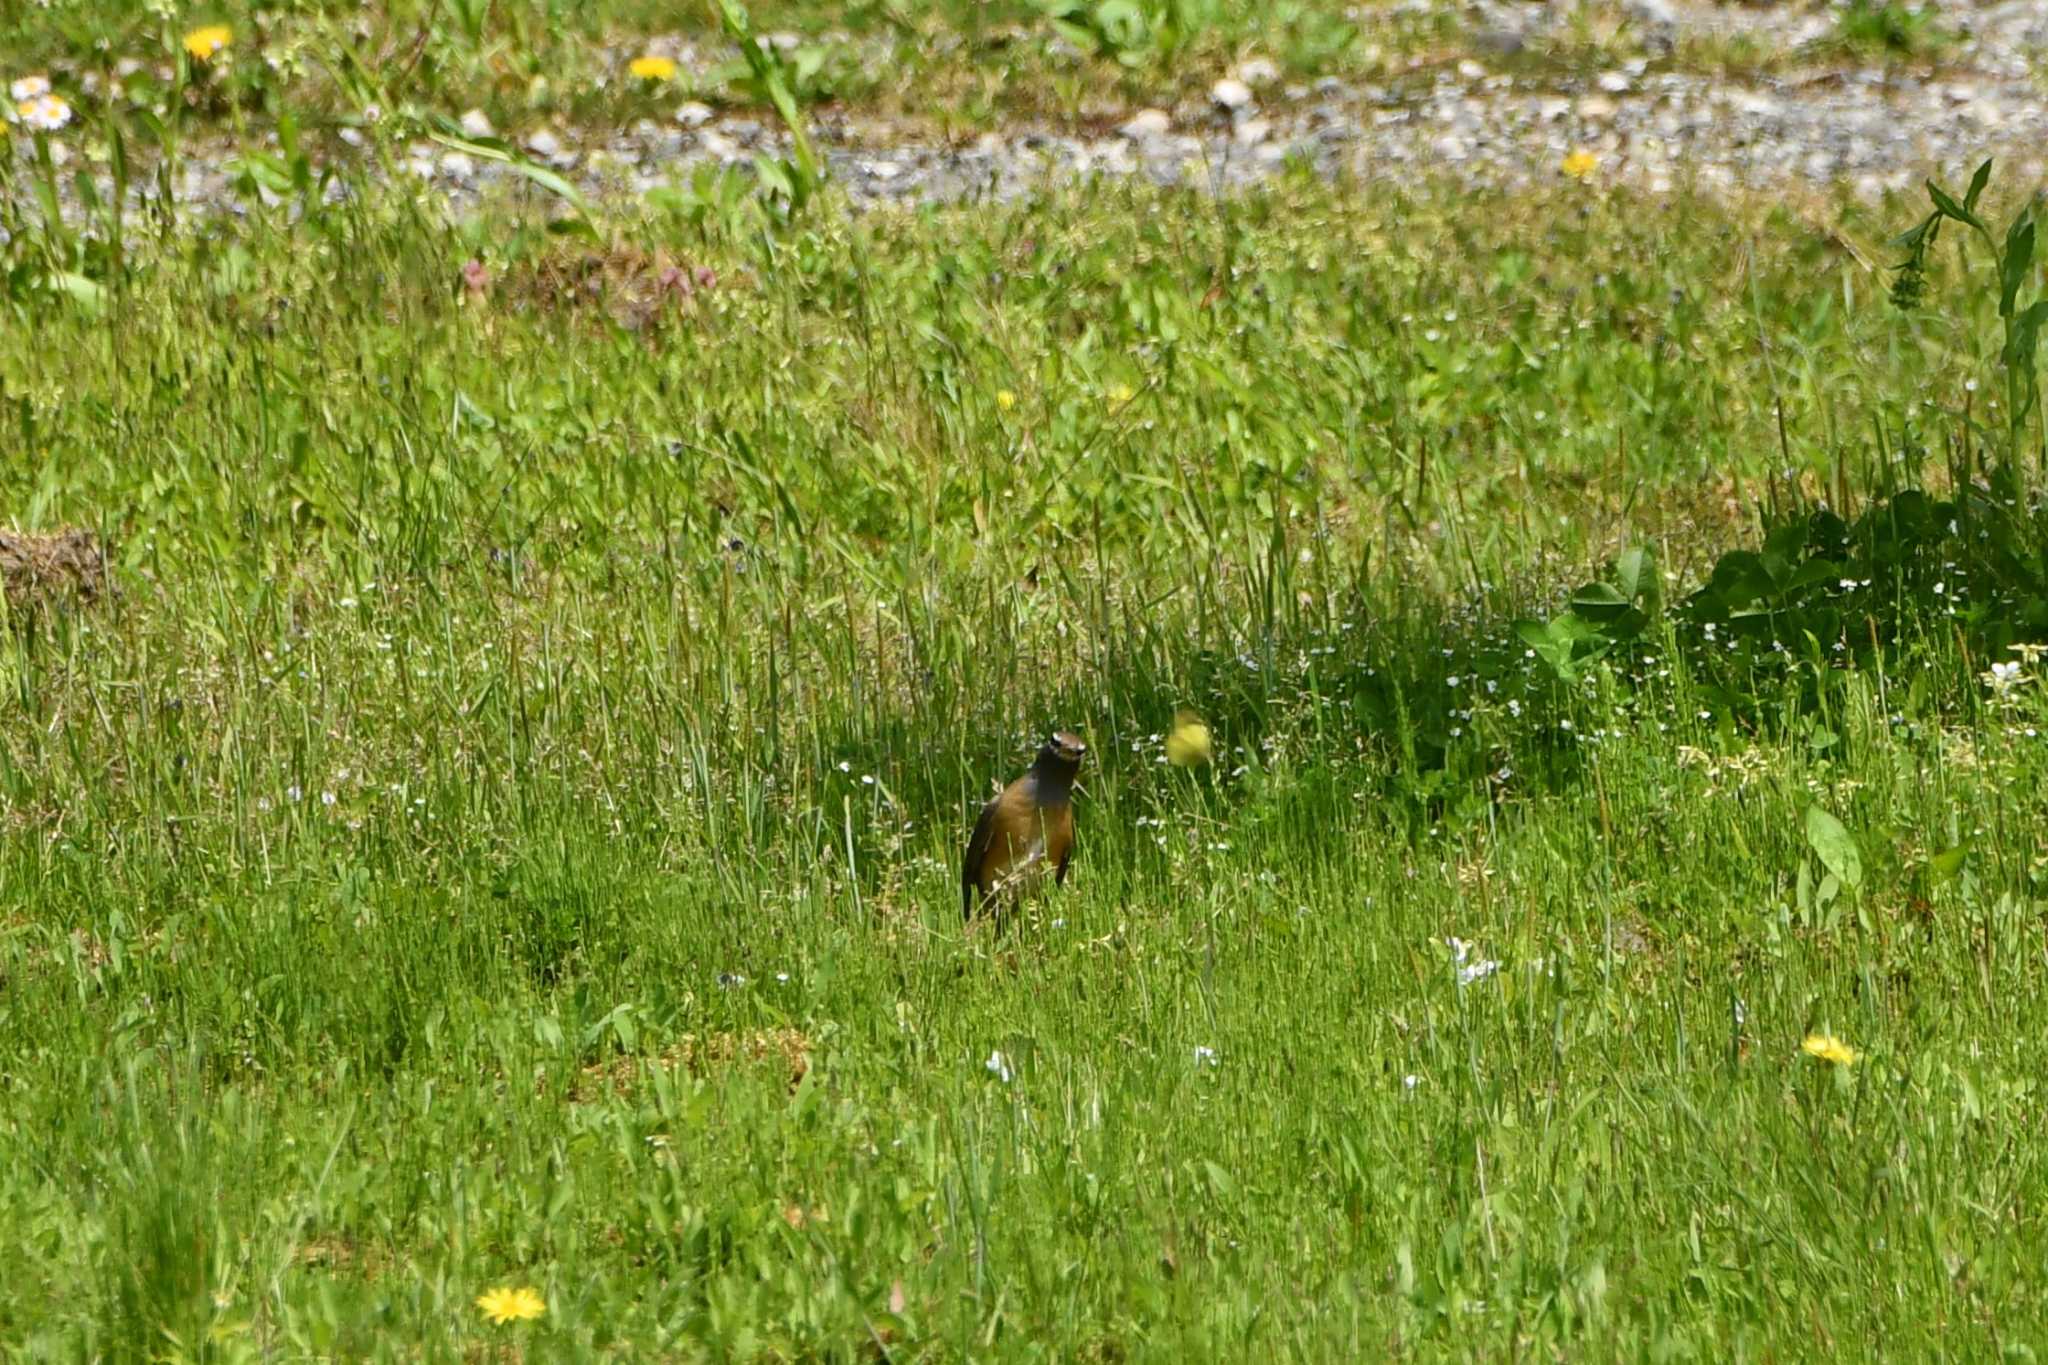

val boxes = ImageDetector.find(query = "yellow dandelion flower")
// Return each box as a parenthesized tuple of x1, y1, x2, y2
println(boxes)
(996, 389, 1016, 411)
(629, 55, 678, 81)
(1800, 1033, 1858, 1066)
(1107, 382, 1135, 405)
(1165, 710, 1212, 767)
(184, 25, 233, 61)
(475, 1285, 546, 1324)
(1560, 148, 1599, 180)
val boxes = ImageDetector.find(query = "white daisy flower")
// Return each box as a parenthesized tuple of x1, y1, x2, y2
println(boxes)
(16, 92, 71, 132)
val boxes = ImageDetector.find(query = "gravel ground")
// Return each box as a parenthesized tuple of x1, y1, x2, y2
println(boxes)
(22, 0, 2048, 220)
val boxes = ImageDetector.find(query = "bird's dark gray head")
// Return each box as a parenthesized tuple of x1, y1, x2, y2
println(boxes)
(1033, 729, 1087, 784)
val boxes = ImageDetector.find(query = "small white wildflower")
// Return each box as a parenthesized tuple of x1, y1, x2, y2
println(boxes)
(1448, 936, 1499, 985)
(837, 760, 852, 773)
(1403, 1074, 1421, 1090)
(1193, 1046, 1218, 1067)
(985, 1050, 1012, 1083)
(320, 790, 336, 807)
(10, 74, 51, 102)
(1458, 958, 1501, 986)
(16, 92, 71, 131)
(775, 972, 790, 983)
(286, 784, 303, 803)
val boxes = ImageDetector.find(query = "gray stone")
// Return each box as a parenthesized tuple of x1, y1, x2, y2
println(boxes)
(1236, 57, 1281, 87)
(1119, 108, 1173, 140)
(1210, 78, 1255, 112)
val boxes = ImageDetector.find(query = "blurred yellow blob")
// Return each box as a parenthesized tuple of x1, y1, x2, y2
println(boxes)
(629, 55, 678, 81)
(184, 25, 232, 61)
(1560, 148, 1599, 180)
(1800, 1033, 1858, 1066)
(1165, 710, 1212, 767)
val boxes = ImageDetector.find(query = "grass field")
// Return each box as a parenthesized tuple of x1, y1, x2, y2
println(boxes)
(1, 0, 1956, 143)
(6, 23, 2048, 1353)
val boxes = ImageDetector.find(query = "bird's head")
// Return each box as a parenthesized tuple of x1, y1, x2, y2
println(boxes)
(1038, 729, 1088, 773)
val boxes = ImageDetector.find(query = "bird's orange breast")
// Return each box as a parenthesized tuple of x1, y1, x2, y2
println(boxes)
(975, 781, 1071, 892)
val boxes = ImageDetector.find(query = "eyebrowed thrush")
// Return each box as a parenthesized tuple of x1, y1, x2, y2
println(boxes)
(962, 730, 1086, 922)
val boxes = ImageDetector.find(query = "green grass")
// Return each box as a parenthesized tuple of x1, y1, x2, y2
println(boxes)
(3, 158, 2048, 1359)
(0, 0, 1962, 149)
(1, 0, 1415, 138)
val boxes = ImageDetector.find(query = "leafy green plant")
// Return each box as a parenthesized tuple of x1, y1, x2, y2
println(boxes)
(646, 163, 761, 239)
(1797, 804, 1864, 925)
(1514, 546, 1660, 686)
(0, 120, 124, 316)
(1891, 158, 2048, 455)
(1831, 0, 1950, 57)
(711, 0, 824, 219)
(1038, 0, 1218, 66)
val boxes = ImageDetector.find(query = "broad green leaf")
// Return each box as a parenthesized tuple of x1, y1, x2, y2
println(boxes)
(1999, 217, 2034, 318)
(1804, 806, 1863, 891)
(1569, 581, 1631, 622)
(1616, 545, 1652, 602)
(427, 130, 594, 219)
(47, 272, 107, 313)
(1964, 157, 1994, 212)
(1926, 179, 1984, 233)
(2003, 299, 2048, 372)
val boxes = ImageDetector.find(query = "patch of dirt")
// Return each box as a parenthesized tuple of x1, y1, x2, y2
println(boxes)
(0, 527, 105, 615)
(567, 1026, 813, 1101)
(485, 243, 722, 332)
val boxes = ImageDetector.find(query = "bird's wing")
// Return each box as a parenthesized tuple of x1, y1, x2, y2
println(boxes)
(1051, 804, 1074, 886)
(962, 793, 1001, 917)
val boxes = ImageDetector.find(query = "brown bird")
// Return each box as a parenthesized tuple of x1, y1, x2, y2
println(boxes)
(962, 730, 1086, 922)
